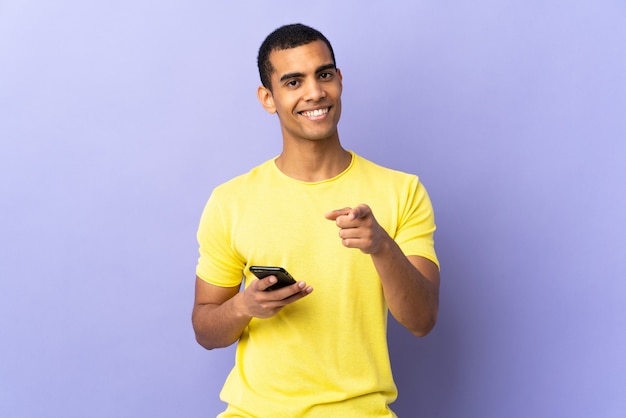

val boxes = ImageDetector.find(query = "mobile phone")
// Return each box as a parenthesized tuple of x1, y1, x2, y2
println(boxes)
(250, 266, 296, 291)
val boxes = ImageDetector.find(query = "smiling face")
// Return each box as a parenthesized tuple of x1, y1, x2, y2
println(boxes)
(257, 40, 343, 144)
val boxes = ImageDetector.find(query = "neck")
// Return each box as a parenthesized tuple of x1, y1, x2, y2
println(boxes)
(275, 139, 352, 182)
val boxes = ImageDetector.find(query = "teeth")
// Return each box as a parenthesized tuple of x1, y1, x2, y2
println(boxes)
(302, 108, 328, 117)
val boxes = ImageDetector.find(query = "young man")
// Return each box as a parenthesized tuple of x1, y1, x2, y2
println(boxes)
(192, 23, 440, 417)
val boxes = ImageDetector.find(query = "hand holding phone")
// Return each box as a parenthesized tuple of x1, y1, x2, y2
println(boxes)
(250, 266, 296, 291)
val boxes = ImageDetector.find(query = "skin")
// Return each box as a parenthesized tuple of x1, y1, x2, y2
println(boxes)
(257, 40, 351, 182)
(324, 204, 440, 337)
(192, 40, 440, 350)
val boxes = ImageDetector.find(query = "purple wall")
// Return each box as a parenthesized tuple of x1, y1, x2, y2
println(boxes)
(1, 1, 624, 417)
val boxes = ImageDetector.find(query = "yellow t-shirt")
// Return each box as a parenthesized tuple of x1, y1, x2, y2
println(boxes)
(196, 152, 438, 417)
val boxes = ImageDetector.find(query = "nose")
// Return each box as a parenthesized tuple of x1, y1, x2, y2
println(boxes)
(303, 79, 326, 101)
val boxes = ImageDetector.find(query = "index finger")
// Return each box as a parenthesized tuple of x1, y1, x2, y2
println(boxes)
(324, 207, 352, 221)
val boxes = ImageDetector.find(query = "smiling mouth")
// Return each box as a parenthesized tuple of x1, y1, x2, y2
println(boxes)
(300, 107, 330, 119)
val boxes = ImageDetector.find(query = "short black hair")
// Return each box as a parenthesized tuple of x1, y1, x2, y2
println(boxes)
(257, 23, 336, 91)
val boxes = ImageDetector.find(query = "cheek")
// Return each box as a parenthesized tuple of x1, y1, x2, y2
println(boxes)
(274, 97, 297, 115)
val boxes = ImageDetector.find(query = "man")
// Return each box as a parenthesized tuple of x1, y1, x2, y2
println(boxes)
(192, 23, 440, 417)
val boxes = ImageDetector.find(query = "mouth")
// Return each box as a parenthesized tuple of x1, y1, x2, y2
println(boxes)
(299, 107, 330, 120)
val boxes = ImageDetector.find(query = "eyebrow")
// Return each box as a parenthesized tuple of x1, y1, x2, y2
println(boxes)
(278, 63, 336, 83)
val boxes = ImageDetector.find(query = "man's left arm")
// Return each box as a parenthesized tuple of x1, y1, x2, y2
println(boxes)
(325, 204, 440, 337)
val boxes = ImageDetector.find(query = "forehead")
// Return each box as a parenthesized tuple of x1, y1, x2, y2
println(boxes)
(268, 40, 334, 78)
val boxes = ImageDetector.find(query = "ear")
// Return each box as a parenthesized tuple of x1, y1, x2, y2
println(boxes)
(257, 86, 276, 114)
(337, 68, 343, 90)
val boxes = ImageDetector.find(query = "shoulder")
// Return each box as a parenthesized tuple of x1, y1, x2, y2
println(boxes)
(212, 158, 276, 195)
(351, 152, 420, 185)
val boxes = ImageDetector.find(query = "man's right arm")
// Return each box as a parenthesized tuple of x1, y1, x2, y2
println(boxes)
(192, 275, 314, 350)
(192, 277, 249, 350)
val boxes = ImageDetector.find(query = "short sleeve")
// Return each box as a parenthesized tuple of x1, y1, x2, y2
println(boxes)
(195, 189, 246, 287)
(394, 176, 439, 269)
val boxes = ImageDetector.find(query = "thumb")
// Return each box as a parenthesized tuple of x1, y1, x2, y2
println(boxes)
(350, 204, 372, 220)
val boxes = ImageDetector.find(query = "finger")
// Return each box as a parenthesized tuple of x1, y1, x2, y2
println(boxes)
(324, 207, 352, 221)
(280, 282, 314, 302)
(350, 204, 371, 220)
(256, 275, 278, 291)
(283, 281, 314, 297)
(265, 281, 314, 304)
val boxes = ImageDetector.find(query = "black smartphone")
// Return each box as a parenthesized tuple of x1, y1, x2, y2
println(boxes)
(249, 266, 296, 291)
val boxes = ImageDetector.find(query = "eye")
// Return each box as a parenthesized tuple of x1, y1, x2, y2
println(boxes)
(319, 72, 333, 80)
(285, 79, 300, 88)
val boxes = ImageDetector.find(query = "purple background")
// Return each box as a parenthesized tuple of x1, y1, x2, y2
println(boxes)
(1, 1, 625, 417)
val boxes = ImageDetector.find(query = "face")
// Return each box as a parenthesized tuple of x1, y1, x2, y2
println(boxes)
(257, 40, 343, 144)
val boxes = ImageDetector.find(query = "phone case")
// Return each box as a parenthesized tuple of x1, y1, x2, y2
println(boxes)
(250, 266, 296, 291)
